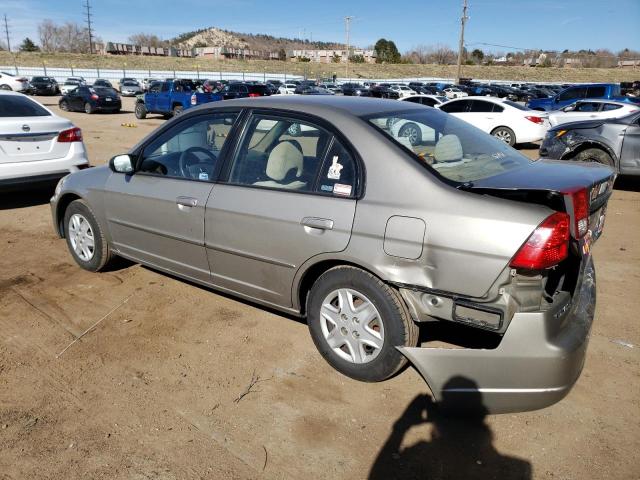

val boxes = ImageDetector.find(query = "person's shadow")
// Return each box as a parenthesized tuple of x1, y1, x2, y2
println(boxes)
(368, 376, 532, 480)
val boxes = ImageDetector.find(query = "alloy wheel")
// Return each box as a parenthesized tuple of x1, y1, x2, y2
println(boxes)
(68, 213, 95, 261)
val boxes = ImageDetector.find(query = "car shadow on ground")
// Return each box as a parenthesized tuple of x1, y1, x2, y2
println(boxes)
(368, 378, 532, 480)
(0, 183, 56, 210)
(614, 175, 640, 192)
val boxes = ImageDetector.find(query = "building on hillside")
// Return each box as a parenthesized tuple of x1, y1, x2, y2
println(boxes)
(100, 42, 194, 57)
(563, 58, 583, 67)
(288, 49, 376, 64)
(618, 59, 640, 68)
(193, 46, 279, 60)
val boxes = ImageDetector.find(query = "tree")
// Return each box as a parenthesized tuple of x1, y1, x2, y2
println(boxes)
(349, 54, 365, 63)
(278, 48, 287, 61)
(38, 19, 100, 53)
(471, 48, 484, 63)
(332, 52, 341, 63)
(19, 37, 40, 52)
(128, 33, 167, 47)
(428, 44, 456, 65)
(374, 38, 401, 64)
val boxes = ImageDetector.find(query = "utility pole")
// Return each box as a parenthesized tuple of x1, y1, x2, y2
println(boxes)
(344, 16, 353, 80)
(3, 14, 10, 52)
(83, 0, 94, 54)
(455, 0, 469, 84)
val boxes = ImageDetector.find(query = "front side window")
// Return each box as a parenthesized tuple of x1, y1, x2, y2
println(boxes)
(139, 112, 238, 180)
(575, 102, 599, 112)
(558, 87, 587, 101)
(228, 115, 333, 192)
(366, 108, 532, 184)
(440, 100, 470, 113)
(469, 100, 494, 113)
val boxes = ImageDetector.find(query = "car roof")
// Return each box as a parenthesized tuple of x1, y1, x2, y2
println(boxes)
(0, 90, 26, 97)
(190, 95, 427, 118)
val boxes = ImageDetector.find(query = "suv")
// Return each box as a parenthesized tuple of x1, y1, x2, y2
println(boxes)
(527, 83, 640, 111)
(222, 83, 271, 100)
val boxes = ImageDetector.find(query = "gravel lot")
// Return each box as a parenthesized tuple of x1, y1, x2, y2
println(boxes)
(1, 96, 638, 480)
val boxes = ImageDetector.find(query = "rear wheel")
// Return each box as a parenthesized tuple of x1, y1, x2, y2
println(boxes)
(398, 122, 422, 146)
(63, 200, 113, 272)
(573, 148, 615, 169)
(491, 126, 516, 146)
(84, 102, 94, 114)
(0, 84, 11, 91)
(59, 100, 69, 111)
(135, 102, 147, 119)
(307, 266, 419, 382)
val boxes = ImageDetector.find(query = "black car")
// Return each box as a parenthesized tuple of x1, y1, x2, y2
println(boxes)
(58, 86, 122, 114)
(222, 82, 271, 100)
(93, 79, 113, 88)
(369, 83, 400, 99)
(341, 83, 369, 96)
(294, 85, 333, 95)
(540, 111, 640, 175)
(29, 76, 59, 95)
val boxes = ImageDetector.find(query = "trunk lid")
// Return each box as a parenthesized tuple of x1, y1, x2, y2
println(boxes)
(0, 116, 74, 163)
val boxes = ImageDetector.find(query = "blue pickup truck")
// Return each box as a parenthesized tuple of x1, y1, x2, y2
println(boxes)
(135, 80, 222, 119)
(527, 83, 640, 111)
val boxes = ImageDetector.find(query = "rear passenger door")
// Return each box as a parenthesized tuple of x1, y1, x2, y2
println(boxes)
(464, 99, 500, 133)
(205, 112, 359, 307)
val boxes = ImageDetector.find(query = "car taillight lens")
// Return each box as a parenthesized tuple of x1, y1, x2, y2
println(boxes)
(510, 212, 570, 270)
(57, 127, 83, 143)
(248, 93, 260, 97)
(90, 94, 99, 100)
(566, 187, 589, 238)
(525, 115, 545, 124)
(191, 93, 197, 105)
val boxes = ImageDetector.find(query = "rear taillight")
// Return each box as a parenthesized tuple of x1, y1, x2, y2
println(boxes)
(90, 94, 99, 100)
(248, 93, 260, 97)
(190, 93, 197, 105)
(57, 127, 83, 143)
(510, 212, 570, 270)
(525, 115, 545, 124)
(565, 187, 589, 238)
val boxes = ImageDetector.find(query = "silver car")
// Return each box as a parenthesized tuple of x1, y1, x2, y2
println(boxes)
(50, 96, 615, 413)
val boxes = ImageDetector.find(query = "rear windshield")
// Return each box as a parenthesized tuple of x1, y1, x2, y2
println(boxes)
(33, 76, 51, 82)
(94, 87, 117, 96)
(248, 85, 269, 94)
(365, 108, 532, 184)
(502, 100, 529, 110)
(0, 95, 50, 117)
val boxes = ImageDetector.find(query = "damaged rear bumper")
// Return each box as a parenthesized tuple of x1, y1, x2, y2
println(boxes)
(398, 257, 596, 414)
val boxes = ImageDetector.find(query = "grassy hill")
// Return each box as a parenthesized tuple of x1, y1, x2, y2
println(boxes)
(1, 52, 637, 82)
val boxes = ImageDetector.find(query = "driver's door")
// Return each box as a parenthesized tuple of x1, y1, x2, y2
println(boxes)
(103, 111, 239, 283)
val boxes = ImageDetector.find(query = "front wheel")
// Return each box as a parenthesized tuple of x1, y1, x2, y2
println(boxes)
(491, 126, 516, 146)
(63, 200, 113, 272)
(135, 102, 147, 119)
(307, 266, 419, 382)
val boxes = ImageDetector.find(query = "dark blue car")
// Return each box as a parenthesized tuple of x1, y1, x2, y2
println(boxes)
(59, 86, 121, 114)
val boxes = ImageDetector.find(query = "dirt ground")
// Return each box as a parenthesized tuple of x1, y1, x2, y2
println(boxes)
(1, 96, 639, 480)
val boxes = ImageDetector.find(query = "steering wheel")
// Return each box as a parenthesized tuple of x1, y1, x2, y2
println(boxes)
(178, 146, 217, 179)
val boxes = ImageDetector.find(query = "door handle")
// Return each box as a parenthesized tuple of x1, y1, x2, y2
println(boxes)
(176, 196, 198, 207)
(301, 217, 334, 230)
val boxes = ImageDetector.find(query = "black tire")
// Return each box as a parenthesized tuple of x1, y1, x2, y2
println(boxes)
(491, 126, 516, 146)
(63, 200, 113, 272)
(172, 105, 184, 117)
(135, 102, 147, 119)
(573, 148, 615, 169)
(307, 266, 419, 382)
(59, 100, 69, 111)
(398, 122, 422, 146)
(84, 102, 94, 114)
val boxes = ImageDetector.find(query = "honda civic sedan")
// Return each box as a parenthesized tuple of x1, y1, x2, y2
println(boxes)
(50, 96, 614, 413)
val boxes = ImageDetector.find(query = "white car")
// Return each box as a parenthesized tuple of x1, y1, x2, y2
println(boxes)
(390, 85, 417, 98)
(443, 87, 468, 99)
(278, 84, 298, 95)
(399, 94, 448, 107)
(60, 79, 84, 95)
(548, 99, 640, 127)
(438, 96, 549, 146)
(0, 71, 30, 92)
(0, 92, 89, 187)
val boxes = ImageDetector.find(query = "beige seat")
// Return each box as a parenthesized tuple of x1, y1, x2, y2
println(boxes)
(253, 141, 307, 190)
(434, 134, 463, 163)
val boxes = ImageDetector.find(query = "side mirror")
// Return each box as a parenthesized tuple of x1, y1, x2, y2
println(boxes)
(109, 154, 134, 174)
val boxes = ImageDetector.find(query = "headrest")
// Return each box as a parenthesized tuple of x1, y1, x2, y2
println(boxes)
(266, 141, 304, 181)
(434, 134, 463, 163)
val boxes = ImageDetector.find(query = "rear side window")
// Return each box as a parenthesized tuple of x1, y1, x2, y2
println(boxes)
(469, 100, 493, 113)
(602, 103, 622, 111)
(0, 95, 50, 117)
(575, 102, 599, 112)
(586, 86, 606, 98)
(316, 139, 357, 197)
(440, 100, 470, 113)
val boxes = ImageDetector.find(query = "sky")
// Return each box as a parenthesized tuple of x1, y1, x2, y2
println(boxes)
(2, 0, 639, 54)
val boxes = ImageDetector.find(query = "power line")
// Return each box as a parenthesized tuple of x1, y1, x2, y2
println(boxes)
(3, 14, 10, 52)
(455, 0, 469, 84)
(83, 0, 94, 54)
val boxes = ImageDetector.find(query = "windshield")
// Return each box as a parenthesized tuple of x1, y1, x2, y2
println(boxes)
(0, 95, 50, 117)
(123, 82, 137, 86)
(33, 77, 50, 82)
(365, 108, 532, 184)
(65, 80, 80, 85)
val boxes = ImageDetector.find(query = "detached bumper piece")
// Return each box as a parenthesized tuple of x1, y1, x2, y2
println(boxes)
(398, 257, 596, 414)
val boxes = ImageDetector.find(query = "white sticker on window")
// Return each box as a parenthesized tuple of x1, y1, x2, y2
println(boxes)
(333, 183, 352, 196)
(199, 172, 209, 181)
(327, 155, 343, 180)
